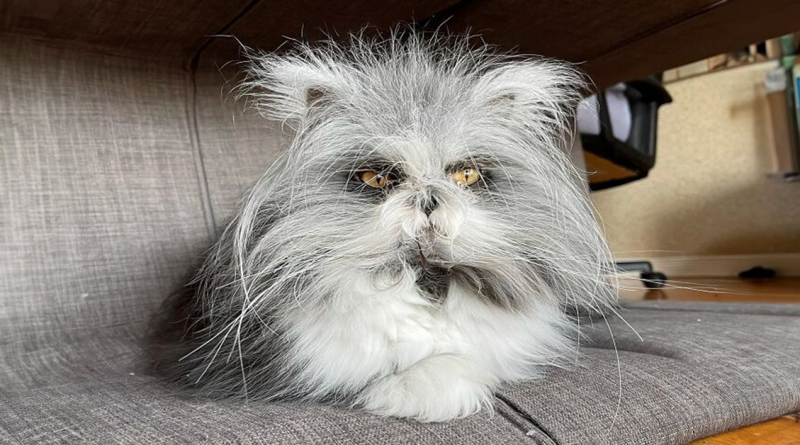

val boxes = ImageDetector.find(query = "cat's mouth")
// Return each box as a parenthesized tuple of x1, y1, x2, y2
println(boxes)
(397, 239, 533, 309)
(409, 258, 513, 308)
(406, 236, 449, 269)
(394, 232, 517, 306)
(411, 225, 445, 260)
(392, 237, 450, 301)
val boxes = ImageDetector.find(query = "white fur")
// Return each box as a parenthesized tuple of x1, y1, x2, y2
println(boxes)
(287, 268, 570, 422)
(162, 29, 618, 423)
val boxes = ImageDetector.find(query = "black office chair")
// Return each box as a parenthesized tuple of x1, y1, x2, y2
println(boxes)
(580, 77, 672, 191)
(578, 77, 672, 287)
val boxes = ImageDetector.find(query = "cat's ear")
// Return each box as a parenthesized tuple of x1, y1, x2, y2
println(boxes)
(240, 51, 346, 126)
(475, 61, 585, 125)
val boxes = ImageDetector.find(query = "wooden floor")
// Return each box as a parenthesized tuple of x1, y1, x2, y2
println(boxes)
(620, 277, 800, 304)
(620, 277, 800, 445)
(692, 416, 800, 445)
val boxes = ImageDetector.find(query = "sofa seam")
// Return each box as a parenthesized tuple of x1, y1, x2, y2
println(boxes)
(184, 0, 264, 236)
(185, 68, 217, 239)
(495, 393, 560, 445)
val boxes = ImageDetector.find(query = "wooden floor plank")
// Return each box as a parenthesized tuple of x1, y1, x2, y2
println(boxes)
(691, 415, 800, 445)
(619, 277, 800, 303)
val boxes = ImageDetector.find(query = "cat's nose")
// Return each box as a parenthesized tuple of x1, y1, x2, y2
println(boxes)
(420, 193, 439, 218)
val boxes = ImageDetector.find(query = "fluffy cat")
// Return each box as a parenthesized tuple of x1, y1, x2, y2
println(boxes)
(154, 31, 617, 422)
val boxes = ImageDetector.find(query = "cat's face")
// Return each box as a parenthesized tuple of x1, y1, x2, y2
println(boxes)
(238, 35, 615, 312)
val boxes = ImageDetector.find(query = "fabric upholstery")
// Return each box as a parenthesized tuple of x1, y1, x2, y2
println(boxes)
(201, 0, 459, 61)
(0, 336, 532, 445)
(497, 304, 800, 444)
(1, 302, 799, 444)
(194, 64, 286, 228)
(0, 0, 456, 61)
(0, 0, 252, 59)
(0, 36, 212, 358)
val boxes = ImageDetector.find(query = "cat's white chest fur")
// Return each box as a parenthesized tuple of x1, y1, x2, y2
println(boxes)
(356, 271, 465, 370)
(286, 268, 568, 421)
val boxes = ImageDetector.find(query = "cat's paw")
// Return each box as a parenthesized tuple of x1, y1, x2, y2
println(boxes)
(358, 355, 496, 422)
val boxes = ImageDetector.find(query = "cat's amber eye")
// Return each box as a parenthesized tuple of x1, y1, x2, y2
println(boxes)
(451, 166, 481, 187)
(359, 170, 392, 188)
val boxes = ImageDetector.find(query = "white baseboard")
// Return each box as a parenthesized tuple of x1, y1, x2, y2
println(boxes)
(616, 253, 800, 277)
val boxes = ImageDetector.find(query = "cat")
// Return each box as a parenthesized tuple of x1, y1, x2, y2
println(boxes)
(153, 30, 617, 422)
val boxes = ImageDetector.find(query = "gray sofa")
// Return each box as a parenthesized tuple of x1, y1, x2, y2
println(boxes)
(2, 2, 800, 444)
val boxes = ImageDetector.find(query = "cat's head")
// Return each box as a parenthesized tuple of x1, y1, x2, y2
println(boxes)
(233, 32, 616, 314)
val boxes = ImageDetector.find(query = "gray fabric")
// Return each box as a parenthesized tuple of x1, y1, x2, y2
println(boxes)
(2, 303, 798, 444)
(0, 36, 211, 364)
(194, 64, 286, 228)
(0, 0, 252, 58)
(0, 0, 458, 61)
(1, 383, 532, 445)
(0, 335, 532, 444)
(497, 304, 800, 444)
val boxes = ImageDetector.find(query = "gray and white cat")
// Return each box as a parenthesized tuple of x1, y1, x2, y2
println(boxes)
(155, 31, 617, 422)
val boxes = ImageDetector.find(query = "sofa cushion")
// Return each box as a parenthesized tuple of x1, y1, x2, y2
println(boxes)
(495, 301, 800, 444)
(2, 301, 798, 444)
(0, 335, 533, 444)
(0, 36, 212, 351)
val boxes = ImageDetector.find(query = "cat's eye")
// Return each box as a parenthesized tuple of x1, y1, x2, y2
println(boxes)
(451, 166, 481, 187)
(359, 170, 393, 188)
